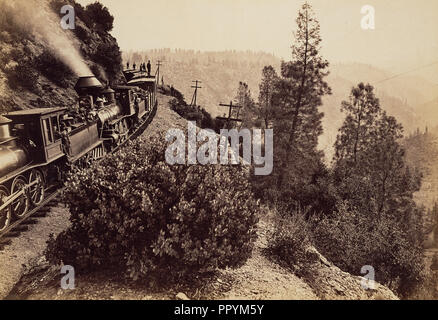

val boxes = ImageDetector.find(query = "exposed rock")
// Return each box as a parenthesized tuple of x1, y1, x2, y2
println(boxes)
(176, 292, 190, 300)
(303, 247, 399, 300)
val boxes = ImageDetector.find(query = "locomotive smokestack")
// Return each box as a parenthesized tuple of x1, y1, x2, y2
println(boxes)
(74, 76, 104, 96)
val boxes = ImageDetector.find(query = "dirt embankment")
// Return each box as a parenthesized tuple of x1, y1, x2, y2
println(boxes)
(0, 204, 70, 299)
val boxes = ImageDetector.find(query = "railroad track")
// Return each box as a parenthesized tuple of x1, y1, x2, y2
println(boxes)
(0, 100, 158, 249)
(0, 185, 62, 250)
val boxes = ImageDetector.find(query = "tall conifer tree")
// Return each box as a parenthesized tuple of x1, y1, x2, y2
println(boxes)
(266, 2, 331, 209)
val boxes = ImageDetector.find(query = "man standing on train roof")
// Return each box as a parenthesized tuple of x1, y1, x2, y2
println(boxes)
(127, 61, 130, 69)
(147, 60, 151, 76)
(133, 62, 136, 70)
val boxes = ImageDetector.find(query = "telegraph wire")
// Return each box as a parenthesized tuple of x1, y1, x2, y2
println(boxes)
(376, 61, 438, 84)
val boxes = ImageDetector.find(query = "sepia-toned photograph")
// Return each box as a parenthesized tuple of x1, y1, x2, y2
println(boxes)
(0, 0, 437, 307)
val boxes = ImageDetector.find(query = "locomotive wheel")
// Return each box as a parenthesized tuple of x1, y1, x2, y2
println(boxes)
(0, 186, 11, 233)
(29, 169, 45, 206)
(11, 176, 29, 219)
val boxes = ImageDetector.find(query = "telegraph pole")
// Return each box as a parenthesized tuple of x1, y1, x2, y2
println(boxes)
(190, 80, 202, 107)
(217, 101, 242, 125)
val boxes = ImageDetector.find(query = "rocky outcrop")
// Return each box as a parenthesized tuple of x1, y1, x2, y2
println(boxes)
(302, 247, 399, 300)
(220, 217, 398, 300)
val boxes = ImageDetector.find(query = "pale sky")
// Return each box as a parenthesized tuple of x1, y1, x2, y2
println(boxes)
(77, 0, 438, 80)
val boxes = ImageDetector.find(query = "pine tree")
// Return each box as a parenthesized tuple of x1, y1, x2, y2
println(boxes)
(258, 66, 278, 129)
(334, 83, 381, 166)
(276, 2, 331, 147)
(235, 81, 256, 128)
(324, 83, 426, 296)
(263, 2, 331, 210)
(333, 83, 422, 219)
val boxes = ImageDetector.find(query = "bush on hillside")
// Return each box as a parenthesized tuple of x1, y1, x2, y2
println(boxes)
(73, 24, 89, 43)
(251, 160, 338, 218)
(168, 96, 216, 130)
(85, 2, 114, 32)
(265, 205, 315, 275)
(46, 136, 259, 281)
(311, 201, 426, 297)
(4, 61, 39, 92)
(50, 0, 94, 31)
(93, 42, 122, 82)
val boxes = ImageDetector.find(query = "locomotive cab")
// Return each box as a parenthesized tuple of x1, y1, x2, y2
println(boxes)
(6, 108, 67, 164)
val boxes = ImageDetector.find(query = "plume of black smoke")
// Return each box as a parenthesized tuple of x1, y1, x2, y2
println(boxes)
(1, 0, 92, 76)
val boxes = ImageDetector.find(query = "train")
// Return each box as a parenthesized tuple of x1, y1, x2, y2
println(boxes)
(0, 70, 157, 233)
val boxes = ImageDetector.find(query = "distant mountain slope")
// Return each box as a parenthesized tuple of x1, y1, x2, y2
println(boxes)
(320, 65, 426, 157)
(417, 97, 438, 126)
(123, 49, 281, 117)
(404, 126, 438, 210)
(126, 49, 437, 158)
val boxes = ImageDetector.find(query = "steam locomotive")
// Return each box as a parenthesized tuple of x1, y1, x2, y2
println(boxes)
(0, 71, 157, 233)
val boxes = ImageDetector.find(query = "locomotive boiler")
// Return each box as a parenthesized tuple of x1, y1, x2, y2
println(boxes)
(0, 116, 29, 180)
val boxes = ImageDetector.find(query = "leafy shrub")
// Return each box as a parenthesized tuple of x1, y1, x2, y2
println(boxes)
(265, 205, 315, 274)
(159, 85, 185, 103)
(85, 2, 114, 32)
(3, 45, 38, 92)
(50, 1, 93, 30)
(4, 61, 39, 92)
(251, 159, 337, 218)
(168, 95, 216, 130)
(46, 135, 259, 281)
(311, 201, 426, 297)
(73, 24, 89, 43)
(93, 42, 122, 82)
